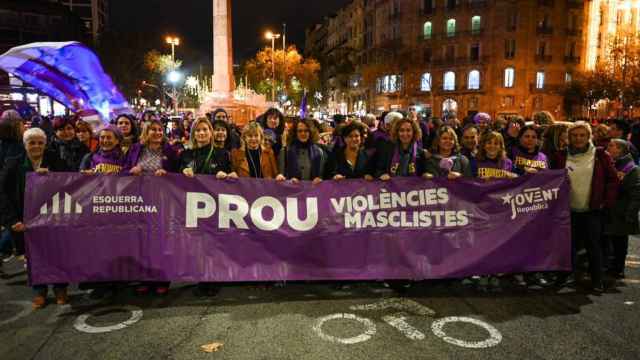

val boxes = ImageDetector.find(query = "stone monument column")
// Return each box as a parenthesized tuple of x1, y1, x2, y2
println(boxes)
(212, 0, 235, 93)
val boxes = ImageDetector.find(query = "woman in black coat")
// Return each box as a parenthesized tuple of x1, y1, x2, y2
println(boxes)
(0, 128, 66, 309)
(327, 121, 373, 180)
(604, 139, 640, 278)
(375, 116, 431, 180)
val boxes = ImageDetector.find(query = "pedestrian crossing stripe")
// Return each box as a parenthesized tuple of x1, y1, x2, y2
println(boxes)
(622, 279, 640, 285)
(628, 255, 640, 260)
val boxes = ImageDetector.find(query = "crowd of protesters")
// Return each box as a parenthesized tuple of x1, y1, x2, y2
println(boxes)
(0, 105, 639, 309)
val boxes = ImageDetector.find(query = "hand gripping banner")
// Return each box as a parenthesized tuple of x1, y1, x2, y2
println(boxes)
(24, 172, 571, 285)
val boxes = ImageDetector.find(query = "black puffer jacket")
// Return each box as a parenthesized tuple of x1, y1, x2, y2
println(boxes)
(179, 144, 232, 175)
(46, 137, 89, 171)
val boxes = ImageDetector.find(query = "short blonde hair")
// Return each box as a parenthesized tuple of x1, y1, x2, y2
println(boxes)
(23, 127, 47, 144)
(241, 121, 265, 148)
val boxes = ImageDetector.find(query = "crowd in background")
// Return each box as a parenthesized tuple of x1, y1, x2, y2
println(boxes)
(0, 105, 638, 309)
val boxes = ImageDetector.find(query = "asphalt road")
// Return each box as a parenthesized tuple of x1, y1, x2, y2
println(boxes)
(0, 238, 639, 360)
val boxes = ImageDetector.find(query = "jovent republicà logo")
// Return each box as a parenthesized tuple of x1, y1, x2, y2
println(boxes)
(40, 192, 83, 215)
(501, 187, 560, 220)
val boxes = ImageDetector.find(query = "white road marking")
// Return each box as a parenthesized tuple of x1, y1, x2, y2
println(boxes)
(312, 313, 376, 344)
(0, 301, 32, 326)
(73, 305, 143, 334)
(624, 301, 635, 306)
(625, 261, 640, 268)
(382, 313, 426, 340)
(349, 298, 436, 317)
(431, 317, 502, 349)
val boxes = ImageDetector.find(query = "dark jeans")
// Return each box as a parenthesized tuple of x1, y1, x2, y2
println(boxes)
(12, 231, 24, 256)
(571, 211, 604, 285)
(608, 235, 629, 274)
(33, 283, 68, 297)
(0, 228, 12, 255)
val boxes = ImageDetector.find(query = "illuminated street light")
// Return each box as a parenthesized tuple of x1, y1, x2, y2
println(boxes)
(265, 30, 281, 103)
(165, 36, 180, 63)
(167, 70, 182, 84)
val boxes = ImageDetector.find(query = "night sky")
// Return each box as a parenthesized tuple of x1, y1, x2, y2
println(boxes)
(111, 0, 350, 65)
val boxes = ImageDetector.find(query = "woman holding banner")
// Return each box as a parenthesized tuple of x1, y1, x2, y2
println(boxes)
(510, 125, 548, 175)
(180, 117, 236, 297)
(48, 116, 90, 171)
(424, 126, 472, 179)
(79, 125, 127, 174)
(276, 118, 327, 184)
(0, 128, 66, 309)
(126, 119, 180, 296)
(231, 122, 278, 179)
(327, 121, 374, 180)
(180, 118, 236, 180)
(375, 116, 431, 180)
(472, 131, 516, 180)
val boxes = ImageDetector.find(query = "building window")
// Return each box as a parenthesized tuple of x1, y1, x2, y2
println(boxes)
(377, 74, 403, 93)
(424, 0, 434, 14)
(424, 47, 432, 62)
(445, 45, 455, 60)
(471, 16, 481, 34)
(565, 72, 573, 83)
(444, 71, 456, 91)
(537, 41, 547, 56)
(507, 11, 518, 31)
(536, 71, 545, 89)
(470, 43, 480, 61)
(504, 96, 515, 107)
(534, 96, 543, 110)
(505, 39, 516, 59)
(469, 96, 479, 110)
(468, 70, 480, 90)
(446, 19, 456, 37)
(421, 73, 432, 91)
(504, 67, 515, 88)
(423, 21, 432, 39)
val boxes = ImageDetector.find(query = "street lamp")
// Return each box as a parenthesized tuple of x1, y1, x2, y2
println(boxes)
(165, 36, 180, 63)
(265, 31, 281, 102)
(167, 70, 183, 114)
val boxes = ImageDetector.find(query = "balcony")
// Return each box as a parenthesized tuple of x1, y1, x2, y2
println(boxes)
(431, 56, 490, 67)
(537, 0, 554, 7)
(564, 55, 581, 64)
(536, 26, 554, 35)
(529, 83, 563, 93)
(535, 54, 553, 63)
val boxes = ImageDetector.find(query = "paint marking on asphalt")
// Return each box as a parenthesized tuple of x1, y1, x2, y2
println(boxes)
(312, 313, 377, 345)
(73, 306, 143, 334)
(622, 278, 640, 285)
(382, 313, 426, 340)
(349, 298, 436, 317)
(431, 317, 502, 349)
(624, 301, 635, 306)
(627, 255, 640, 260)
(0, 301, 33, 326)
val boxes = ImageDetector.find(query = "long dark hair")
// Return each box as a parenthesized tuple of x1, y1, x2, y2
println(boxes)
(114, 114, 139, 142)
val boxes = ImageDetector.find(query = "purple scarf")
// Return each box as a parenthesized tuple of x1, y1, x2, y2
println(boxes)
(390, 142, 418, 176)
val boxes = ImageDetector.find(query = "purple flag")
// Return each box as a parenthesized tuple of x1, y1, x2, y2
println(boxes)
(0, 42, 131, 121)
(24, 172, 571, 285)
(299, 91, 308, 118)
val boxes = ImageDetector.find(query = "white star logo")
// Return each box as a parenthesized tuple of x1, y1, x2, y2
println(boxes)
(501, 194, 513, 205)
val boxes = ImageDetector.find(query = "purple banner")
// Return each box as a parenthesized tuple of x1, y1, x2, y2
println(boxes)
(24, 172, 571, 285)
